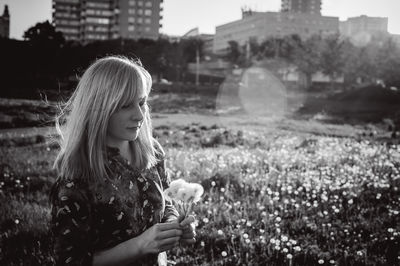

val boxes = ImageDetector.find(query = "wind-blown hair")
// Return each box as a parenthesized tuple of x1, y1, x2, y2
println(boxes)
(54, 56, 161, 182)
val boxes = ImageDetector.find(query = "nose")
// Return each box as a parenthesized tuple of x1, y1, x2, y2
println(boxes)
(131, 105, 144, 122)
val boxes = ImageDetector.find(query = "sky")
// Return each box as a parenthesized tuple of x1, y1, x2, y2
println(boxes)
(0, 0, 399, 39)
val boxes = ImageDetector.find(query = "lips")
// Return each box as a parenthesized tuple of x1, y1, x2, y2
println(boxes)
(127, 121, 143, 130)
(127, 124, 142, 130)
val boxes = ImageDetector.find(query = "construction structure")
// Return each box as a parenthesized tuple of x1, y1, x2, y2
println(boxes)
(0, 5, 10, 38)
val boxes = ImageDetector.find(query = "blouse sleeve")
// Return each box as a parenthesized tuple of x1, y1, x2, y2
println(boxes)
(50, 179, 94, 265)
(154, 153, 180, 223)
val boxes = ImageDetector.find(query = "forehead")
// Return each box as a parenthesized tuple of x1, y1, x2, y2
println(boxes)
(136, 85, 147, 98)
(119, 75, 147, 106)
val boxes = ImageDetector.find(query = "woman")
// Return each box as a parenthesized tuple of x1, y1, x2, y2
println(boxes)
(49, 56, 196, 266)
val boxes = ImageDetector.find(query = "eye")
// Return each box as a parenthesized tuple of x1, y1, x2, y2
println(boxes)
(139, 100, 146, 107)
(121, 103, 132, 109)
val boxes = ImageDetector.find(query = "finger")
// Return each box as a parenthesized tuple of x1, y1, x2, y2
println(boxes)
(158, 236, 180, 247)
(159, 242, 179, 252)
(158, 222, 183, 231)
(182, 222, 196, 231)
(157, 228, 182, 240)
(178, 215, 185, 223)
(180, 237, 196, 245)
(181, 231, 195, 239)
(179, 215, 195, 227)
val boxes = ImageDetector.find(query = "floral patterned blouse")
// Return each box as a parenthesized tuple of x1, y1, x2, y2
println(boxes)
(49, 145, 179, 266)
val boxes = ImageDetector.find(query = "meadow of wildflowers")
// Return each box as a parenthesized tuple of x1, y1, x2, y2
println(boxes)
(161, 125, 400, 266)
(0, 123, 399, 265)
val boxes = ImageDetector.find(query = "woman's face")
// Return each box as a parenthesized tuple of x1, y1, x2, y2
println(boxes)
(106, 88, 147, 146)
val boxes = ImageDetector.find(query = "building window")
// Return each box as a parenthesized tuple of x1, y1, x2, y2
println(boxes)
(137, 17, 143, 24)
(145, 18, 151, 24)
(86, 17, 110, 24)
(129, 25, 135, 31)
(129, 0, 136, 6)
(138, 1, 143, 7)
(128, 17, 135, 23)
(145, 27, 151, 32)
(85, 9, 112, 16)
(145, 1, 152, 7)
(144, 9, 152, 16)
(86, 2, 110, 8)
(128, 9, 135, 14)
(137, 9, 143, 15)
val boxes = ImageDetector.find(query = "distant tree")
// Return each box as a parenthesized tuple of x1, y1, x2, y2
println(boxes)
(276, 35, 302, 61)
(319, 34, 346, 87)
(181, 37, 204, 62)
(259, 34, 302, 61)
(226, 40, 242, 65)
(260, 38, 277, 58)
(23, 20, 65, 46)
(293, 35, 322, 88)
(342, 41, 378, 86)
(376, 37, 400, 86)
(165, 41, 186, 81)
(248, 37, 260, 59)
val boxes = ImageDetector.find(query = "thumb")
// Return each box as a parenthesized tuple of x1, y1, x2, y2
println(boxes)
(180, 215, 195, 227)
(177, 215, 185, 223)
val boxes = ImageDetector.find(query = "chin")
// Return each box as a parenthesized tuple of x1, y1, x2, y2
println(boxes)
(130, 133, 140, 141)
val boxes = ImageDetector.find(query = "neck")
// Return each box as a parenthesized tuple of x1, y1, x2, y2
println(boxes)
(106, 137, 129, 153)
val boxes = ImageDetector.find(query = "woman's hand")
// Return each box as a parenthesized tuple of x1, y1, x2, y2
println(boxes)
(135, 222, 183, 255)
(178, 215, 197, 245)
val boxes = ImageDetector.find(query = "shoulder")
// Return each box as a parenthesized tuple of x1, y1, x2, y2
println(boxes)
(49, 176, 92, 206)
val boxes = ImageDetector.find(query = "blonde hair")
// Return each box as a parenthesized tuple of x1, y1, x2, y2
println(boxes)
(54, 56, 161, 182)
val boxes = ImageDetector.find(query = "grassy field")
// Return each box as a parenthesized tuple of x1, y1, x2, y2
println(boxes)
(0, 90, 399, 265)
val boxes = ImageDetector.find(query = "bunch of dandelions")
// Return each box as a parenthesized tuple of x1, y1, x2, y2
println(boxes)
(164, 179, 204, 218)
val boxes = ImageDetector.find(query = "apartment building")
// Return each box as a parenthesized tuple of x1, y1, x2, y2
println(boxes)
(339, 15, 388, 37)
(52, 0, 162, 42)
(214, 11, 338, 53)
(281, 0, 321, 15)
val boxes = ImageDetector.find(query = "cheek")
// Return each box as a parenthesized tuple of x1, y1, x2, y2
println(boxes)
(108, 114, 125, 132)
